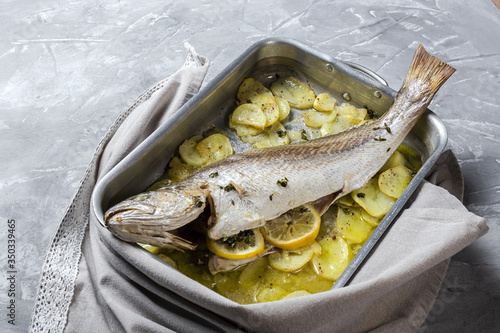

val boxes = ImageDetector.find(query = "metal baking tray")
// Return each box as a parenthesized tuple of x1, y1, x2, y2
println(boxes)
(92, 37, 447, 289)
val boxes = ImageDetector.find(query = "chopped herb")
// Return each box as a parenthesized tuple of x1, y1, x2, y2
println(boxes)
(356, 193, 365, 198)
(224, 183, 236, 192)
(269, 193, 274, 201)
(231, 199, 235, 205)
(298, 207, 309, 213)
(387, 148, 391, 152)
(276, 129, 287, 138)
(364, 106, 377, 119)
(373, 123, 392, 134)
(374, 136, 387, 142)
(220, 230, 253, 248)
(209, 172, 219, 178)
(301, 129, 308, 140)
(192, 196, 204, 207)
(277, 177, 289, 187)
(341, 206, 351, 215)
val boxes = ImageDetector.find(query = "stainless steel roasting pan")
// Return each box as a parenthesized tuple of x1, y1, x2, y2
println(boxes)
(92, 38, 447, 288)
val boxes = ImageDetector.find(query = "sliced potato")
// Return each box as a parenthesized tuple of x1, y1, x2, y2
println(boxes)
(319, 114, 363, 136)
(229, 114, 263, 137)
(303, 110, 338, 129)
(396, 143, 423, 171)
(256, 285, 288, 303)
(231, 103, 267, 129)
(336, 205, 373, 243)
(269, 241, 321, 272)
(196, 134, 234, 165)
(379, 150, 410, 173)
(335, 194, 357, 207)
(378, 165, 413, 198)
(179, 136, 207, 167)
(311, 236, 351, 281)
(237, 77, 273, 104)
(167, 157, 197, 182)
(282, 290, 311, 299)
(239, 257, 269, 289)
(361, 209, 382, 226)
(249, 94, 280, 127)
(270, 77, 316, 109)
(351, 178, 396, 217)
(336, 103, 367, 122)
(288, 130, 303, 142)
(275, 97, 291, 121)
(252, 122, 290, 148)
(313, 93, 337, 112)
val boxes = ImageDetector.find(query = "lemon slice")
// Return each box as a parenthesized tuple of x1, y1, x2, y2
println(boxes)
(207, 229, 265, 260)
(261, 203, 321, 250)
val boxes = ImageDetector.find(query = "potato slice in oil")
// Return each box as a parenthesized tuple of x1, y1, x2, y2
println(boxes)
(282, 290, 311, 299)
(319, 114, 363, 136)
(313, 93, 337, 112)
(268, 241, 321, 272)
(351, 178, 396, 218)
(239, 257, 269, 289)
(231, 103, 267, 130)
(270, 77, 316, 110)
(167, 157, 197, 182)
(237, 77, 274, 104)
(379, 150, 410, 173)
(336, 103, 367, 121)
(361, 209, 382, 226)
(229, 114, 263, 137)
(311, 236, 351, 281)
(249, 94, 280, 127)
(252, 122, 290, 148)
(378, 165, 413, 199)
(196, 134, 234, 165)
(275, 97, 291, 121)
(335, 194, 358, 207)
(178, 135, 206, 167)
(303, 110, 338, 129)
(336, 205, 373, 243)
(256, 285, 288, 303)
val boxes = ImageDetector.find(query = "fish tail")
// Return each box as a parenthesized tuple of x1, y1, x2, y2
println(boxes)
(403, 44, 456, 98)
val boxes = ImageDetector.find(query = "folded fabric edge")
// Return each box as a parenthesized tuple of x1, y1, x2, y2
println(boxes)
(28, 44, 209, 333)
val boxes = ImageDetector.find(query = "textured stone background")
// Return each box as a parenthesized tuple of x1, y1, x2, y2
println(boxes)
(1, 0, 499, 332)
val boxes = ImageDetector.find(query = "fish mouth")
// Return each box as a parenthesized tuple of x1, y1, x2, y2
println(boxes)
(105, 200, 200, 251)
(104, 198, 161, 227)
(103, 187, 211, 250)
(104, 200, 158, 225)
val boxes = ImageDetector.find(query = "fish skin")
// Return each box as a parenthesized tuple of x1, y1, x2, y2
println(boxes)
(105, 44, 455, 249)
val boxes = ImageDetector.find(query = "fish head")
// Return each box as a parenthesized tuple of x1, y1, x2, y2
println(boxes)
(104, 185, 209, 250)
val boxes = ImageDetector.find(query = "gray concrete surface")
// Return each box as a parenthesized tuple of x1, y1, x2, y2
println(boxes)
(1, 0, 499, 332)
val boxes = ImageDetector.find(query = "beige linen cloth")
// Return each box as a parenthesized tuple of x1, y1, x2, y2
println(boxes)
(29, 44, 488, 333)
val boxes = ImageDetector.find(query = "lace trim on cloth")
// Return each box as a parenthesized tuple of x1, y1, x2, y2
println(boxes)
(29, 43, 207, 333)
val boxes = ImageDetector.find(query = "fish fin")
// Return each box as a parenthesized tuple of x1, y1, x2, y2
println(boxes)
(311, 189, 343, 216)
(110, 225, 197, 251)
(403, 44, 456, 99)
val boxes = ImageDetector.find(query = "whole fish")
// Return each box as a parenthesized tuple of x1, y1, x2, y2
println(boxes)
(105, 44, 455, 251)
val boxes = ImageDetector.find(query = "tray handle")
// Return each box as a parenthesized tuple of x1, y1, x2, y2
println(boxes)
(343, 61, 388, 87)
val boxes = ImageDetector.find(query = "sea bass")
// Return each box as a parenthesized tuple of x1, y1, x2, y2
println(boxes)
(105, 44, 455, 250)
